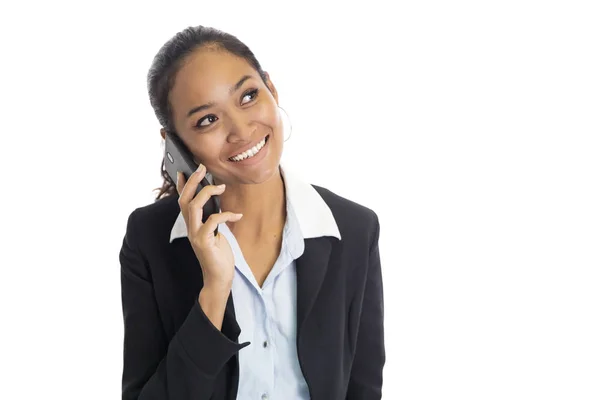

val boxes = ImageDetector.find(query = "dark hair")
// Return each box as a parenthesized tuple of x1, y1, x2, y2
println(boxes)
(147, 25, 269, 201)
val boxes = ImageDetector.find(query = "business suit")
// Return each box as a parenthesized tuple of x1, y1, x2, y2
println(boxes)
(120, 184, 385, 399)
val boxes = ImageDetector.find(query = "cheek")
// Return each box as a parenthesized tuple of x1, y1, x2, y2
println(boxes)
(188, 137, 223, 164)
(253, 101, 282, 133)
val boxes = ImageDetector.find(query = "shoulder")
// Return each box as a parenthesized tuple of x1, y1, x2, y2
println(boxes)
(125, 194, 180, 245)
(311, 184, 380, 248)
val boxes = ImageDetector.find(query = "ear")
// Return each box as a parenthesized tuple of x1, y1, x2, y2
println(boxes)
(160, 128, 166, 140)
(263, 71, 279, 105)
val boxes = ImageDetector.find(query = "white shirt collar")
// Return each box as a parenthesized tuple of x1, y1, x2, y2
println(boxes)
(169, 162, 341, 243)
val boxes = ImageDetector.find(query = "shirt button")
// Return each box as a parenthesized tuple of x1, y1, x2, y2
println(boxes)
(261, 394, 269, 400)
(263, 341, 268, 348)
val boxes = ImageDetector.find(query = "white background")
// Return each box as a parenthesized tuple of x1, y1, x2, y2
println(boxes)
(1, 0, 599, 399)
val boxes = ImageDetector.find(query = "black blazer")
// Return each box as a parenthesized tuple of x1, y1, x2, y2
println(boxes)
(120, 185, 385, 400)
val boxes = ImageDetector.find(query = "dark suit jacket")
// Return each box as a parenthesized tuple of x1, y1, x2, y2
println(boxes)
(120, 185, 385, 399)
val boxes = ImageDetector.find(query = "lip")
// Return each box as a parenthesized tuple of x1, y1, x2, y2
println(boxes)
(227, 135, 269, 160)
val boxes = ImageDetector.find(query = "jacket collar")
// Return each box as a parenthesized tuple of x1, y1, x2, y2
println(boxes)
(169, 162, 341, 242)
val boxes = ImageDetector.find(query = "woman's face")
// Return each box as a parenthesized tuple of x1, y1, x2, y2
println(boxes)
(165, 46, 283, 186)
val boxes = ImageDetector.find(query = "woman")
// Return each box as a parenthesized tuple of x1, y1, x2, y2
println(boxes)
(120, 25, 385, 400)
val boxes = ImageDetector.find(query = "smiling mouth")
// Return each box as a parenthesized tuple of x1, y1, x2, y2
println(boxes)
(228, 135, 269, 162)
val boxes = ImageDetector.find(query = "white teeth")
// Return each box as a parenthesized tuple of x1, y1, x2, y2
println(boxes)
(230, 137, 267, 162)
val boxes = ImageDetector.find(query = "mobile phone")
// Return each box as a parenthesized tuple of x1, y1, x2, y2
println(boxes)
(164, 130, 220, 235)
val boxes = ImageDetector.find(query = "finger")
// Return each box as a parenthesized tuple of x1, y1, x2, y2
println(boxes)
(178, 164, 207, 207)
(178, 165, 207, 224)
(176, 171, 185, 195)
(177, 171, 190, 223)
(198, 212, 243, 239)
(188, 184, 227, 230)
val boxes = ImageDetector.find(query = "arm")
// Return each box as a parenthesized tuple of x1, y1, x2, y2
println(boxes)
(120, 209, 248, 400)
(346, 213, 386, 400)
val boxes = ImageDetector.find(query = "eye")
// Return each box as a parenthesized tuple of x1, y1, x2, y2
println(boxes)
(241, 88, 259, 105)
(195, 114, 218, 129)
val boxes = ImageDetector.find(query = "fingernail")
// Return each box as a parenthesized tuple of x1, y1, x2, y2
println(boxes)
(197, 163, 204, 171)
(236, 213, 243, 218)
(176, 171, 180, 183)
(218, 184, 226, 189)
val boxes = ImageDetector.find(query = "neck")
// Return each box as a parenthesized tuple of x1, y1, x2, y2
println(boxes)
(217, 167, 286, 238)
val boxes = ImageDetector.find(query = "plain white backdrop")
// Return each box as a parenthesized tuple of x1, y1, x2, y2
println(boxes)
(1, 0, 599, 398)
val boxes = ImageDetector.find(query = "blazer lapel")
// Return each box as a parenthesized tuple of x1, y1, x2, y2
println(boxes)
(296, 236, 334, 335)
(222, 290, 241, 339)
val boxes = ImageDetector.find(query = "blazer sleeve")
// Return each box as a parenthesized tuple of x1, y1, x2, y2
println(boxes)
(346, 212, 386, 400)
(120, 209, 249, 400)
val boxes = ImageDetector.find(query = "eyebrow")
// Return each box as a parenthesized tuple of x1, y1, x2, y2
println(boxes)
(186, 75, 253, 118)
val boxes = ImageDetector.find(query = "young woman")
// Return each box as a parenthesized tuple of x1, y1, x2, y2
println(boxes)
(120, 25, 385, 400)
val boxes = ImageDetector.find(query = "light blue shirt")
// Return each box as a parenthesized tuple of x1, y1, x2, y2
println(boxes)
(220, 193, 306, 399)
(169, 163, 341, 400)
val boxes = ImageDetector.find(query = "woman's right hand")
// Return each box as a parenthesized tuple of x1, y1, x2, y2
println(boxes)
(176, 164, 242, 292)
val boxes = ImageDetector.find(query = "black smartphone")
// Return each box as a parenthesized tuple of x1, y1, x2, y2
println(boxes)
(164, 130, 220, 235)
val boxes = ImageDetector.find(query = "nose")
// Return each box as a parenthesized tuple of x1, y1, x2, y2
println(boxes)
(226, 110, 255, 142)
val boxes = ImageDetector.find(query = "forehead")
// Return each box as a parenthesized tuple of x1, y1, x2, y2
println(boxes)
(170, 48, 256, 110)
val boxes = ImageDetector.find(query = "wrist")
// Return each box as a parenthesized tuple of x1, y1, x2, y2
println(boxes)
(200, 282, 231, 302)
